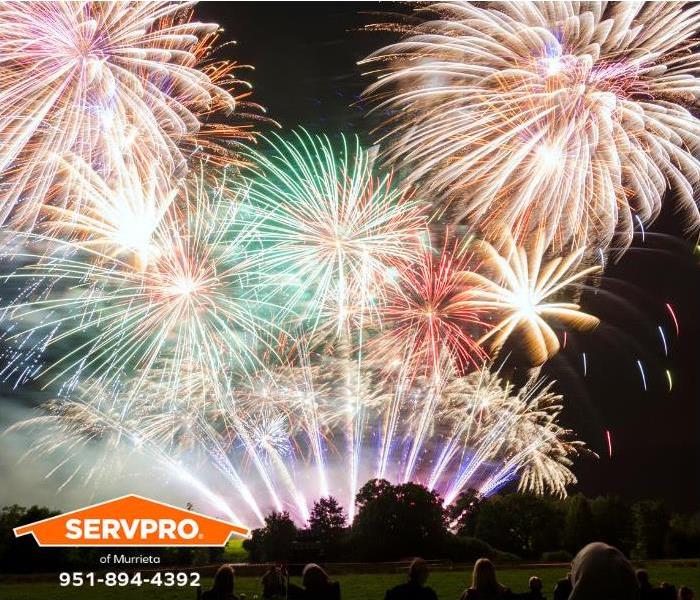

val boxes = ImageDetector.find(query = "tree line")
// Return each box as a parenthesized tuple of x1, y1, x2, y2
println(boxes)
(2, 479, 699, 573)
(244, 479, 700, 563)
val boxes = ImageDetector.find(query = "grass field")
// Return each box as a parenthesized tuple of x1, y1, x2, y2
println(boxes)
(2, 564, 699, 599)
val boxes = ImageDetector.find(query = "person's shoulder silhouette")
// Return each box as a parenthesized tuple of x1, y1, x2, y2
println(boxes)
(385, 580, 439, 600)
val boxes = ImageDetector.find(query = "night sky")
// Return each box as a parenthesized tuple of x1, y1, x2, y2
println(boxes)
(195, 1, 700, 511)
(0, 2, 696, 515)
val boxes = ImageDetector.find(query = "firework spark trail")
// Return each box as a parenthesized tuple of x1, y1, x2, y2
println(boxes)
(85, 370, 269, 522)
(295, 356, 331, 499)
(402, 369, 442, 483)
(658, 326, 668, 356)
(606, 430, 613, 459)
(243, 362, 331, 500)
(363, 1, 700, 254)
(637, 359, 648, 391)
(666, 303, 680, 336)
(371, 239, 488, 481)
(7, 399, 246, 524)
(443, 404, 523, 505)
(130, 377, 289, 526)
(375, 353, 411, 480)
(249, 407, 309, 522)
(427, 368, 504, 491)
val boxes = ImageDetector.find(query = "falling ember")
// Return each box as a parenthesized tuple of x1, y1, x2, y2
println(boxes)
(637, 360, 648, 392)
(635, 215, 646, 243)
(666, 369, 673, 392)
(666, 303, 680, 336)
(658, 326, 668, 356)
(605, 430, 613, 458)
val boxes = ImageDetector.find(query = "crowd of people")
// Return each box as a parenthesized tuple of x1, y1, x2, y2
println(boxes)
(200, 542, 696, 600)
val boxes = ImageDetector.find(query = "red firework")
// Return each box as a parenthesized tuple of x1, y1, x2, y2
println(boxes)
(372, 239, 488, 379)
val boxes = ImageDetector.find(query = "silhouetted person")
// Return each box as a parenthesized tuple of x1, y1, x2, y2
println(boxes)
(661, 583, 678, 600)
(636, 569, 667, 600)
(553, 573, 572, 600)
(261, 565, 286, 599)
(637, 570, 654, 598)
(527, 576, 545, 600)
(202, 564, 239, 600)
(569, 542, 639, 600)
(288, 563, 340, 600)
(679, 586, 695, 600)
(460, 558, 512, 599)
(384, 557, 438, 600)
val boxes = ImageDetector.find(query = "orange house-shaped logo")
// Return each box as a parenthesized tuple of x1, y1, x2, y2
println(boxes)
(14, 494, 249, 547)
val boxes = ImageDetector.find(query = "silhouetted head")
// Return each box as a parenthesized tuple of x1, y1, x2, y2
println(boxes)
(570, 542, 639, 600)
(679, 586, 695, 600)
(636, 569, 651, 589)
(261, 566, 285, 595)
(302, 563, 329, 592)
(409, 558, 429, 586)
(529, 576, 543, 592)
(212, 564, 235, 596)
(471, 558, 502, 595)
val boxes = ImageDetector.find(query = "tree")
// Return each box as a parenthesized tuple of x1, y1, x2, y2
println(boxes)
(633, 500, 669, 559)
(475, 494, 563, 559)
(666, 511, 700, 558)
(0, 505, 65, 573)
(447, 488, 482, 536)
(590, 495, 634, 554)
(242, 511, 297, 562)
(563, 494, 595, 554)
(308, 496, 347, 558)
(352, 479, 447, 560)
(309, 496, 346, 535)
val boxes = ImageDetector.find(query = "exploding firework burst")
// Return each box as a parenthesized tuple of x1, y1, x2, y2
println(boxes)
(434, 367, 587, 503)
(370, 238, 487, 378)
(240, 129, 427, 338)
(39, 152, 177, 270)
(363, 1, 700, 252)
(506, 379, 589, 499)
(464, 232, 601, 366)
(1, 170, 280, 395)
(0, 1, 262, 228)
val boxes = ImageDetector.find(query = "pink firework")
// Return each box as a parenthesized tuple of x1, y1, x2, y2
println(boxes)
(372, 238, 488, 380)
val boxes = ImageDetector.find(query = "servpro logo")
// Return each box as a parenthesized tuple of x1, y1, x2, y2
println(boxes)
(13, 494, 249, 547)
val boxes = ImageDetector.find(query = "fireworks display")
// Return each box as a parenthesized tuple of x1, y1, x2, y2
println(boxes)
(0, 1, 259, 228)
(362, 1, 700, 254)
(1, 0, 696, 527)
(465, 232, 601, 366)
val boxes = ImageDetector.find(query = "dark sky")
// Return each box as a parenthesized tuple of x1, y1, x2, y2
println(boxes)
(195, 1, 700, 511)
